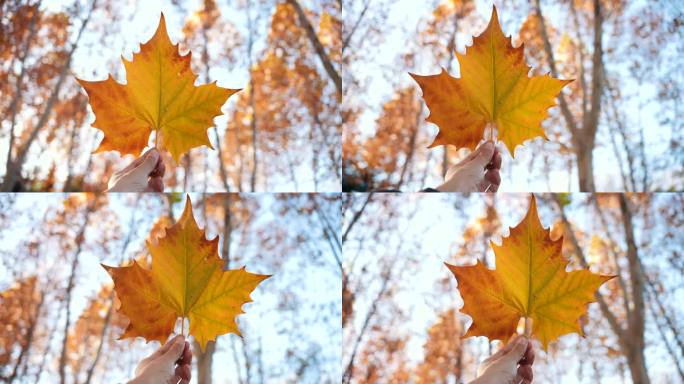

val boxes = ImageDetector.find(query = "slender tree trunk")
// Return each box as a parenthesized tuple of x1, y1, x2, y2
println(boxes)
(396, 102, 421, 189)
(618, 195, 650, 384)
(342, 0, 370, 52)
(183, 155, 192, 191)
(341, 193, 372, 243)
(64, 122, 81, 192)
(644, 277, 684, 367)
(195, 194, 234, 383)
(195, 340, 215, 384)
(58, 203, 95, 384)
(247, 2, 258, 192)
(257, 335, 264, 384)
(646, 298, 684, 381)
(576, 139, 595, 191)
(242, 336, 252, 383)
(221, 194, 232, 264)
(82, 295, 115, 382)
(230, 338, 245, 384)
(4, 2, 41, 188)
(342, 269, 391, 384)
(310, 107, 323, 191)
(286, 0, 341, 99)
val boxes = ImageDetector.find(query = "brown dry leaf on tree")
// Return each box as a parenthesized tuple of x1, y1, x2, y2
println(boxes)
(411, 6, 571, 157)
(445, 195, 614, 349)
(102, 196, 270, 351)
(76, 13, 240, 162)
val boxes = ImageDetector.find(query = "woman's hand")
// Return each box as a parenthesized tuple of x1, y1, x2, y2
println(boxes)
(470, 335, 535, 384)
(128, 335, 192, 384)
(436, 141, 502, 192)
(106, 149, 165, 192)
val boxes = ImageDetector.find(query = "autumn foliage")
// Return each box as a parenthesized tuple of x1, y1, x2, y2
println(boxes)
(411, 7, 571, 156)
(76, 14, 240, 162)
(446, 196, 613, 349)
(103, 197, 270, 351)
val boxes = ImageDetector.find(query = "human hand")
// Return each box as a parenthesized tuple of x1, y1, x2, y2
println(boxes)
(436, 141, 502, 192)
(128, 335, 192, 384)
(470, 335, 535, 384)
(106, 149, 165, 192)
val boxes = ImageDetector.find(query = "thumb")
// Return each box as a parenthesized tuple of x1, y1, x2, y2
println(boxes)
(159, 335, 186, 363)
(467, 141, 495, 169)
(128, 149, 160, 180)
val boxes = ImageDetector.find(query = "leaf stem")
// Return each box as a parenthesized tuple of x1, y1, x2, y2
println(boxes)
(181, 317, 185, 337)
(524, 317, 532, 337)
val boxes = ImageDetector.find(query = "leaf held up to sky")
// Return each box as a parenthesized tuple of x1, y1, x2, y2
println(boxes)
(76, 13, 241, 162)
(410, 6, 572, 157)
(445, 195, 614, 350)
(102, 195, 270, 351)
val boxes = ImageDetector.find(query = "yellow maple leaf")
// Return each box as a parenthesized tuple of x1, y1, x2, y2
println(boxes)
(410, 7, 572, 157)
(445, 195, 613, 350)
(102, 196, 270, 351)
(76, 13, 240, 162)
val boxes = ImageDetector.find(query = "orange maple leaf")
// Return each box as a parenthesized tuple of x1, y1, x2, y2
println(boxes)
(410, 7, 572, 157)
(445, 195, 613, 350)
(76, 13, 240, 162)
(102, 196, 270, 351)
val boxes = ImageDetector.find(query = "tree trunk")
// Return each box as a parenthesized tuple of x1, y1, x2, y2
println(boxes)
(576, 141, 595, 191)
(4, 2, 41, 189)
(247, 2, 258, 192)
(195, 195, 234, 383)
(618, 195, 650, 384)
(626, 350, 650, 384)
(58, 202, 95, 384)
(286, 0, 341, 99)
(535, 0, 603, 192)
(556, 194, 652, 383)
(195, 340, 215, 384)
(396, 102, 421, 189)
